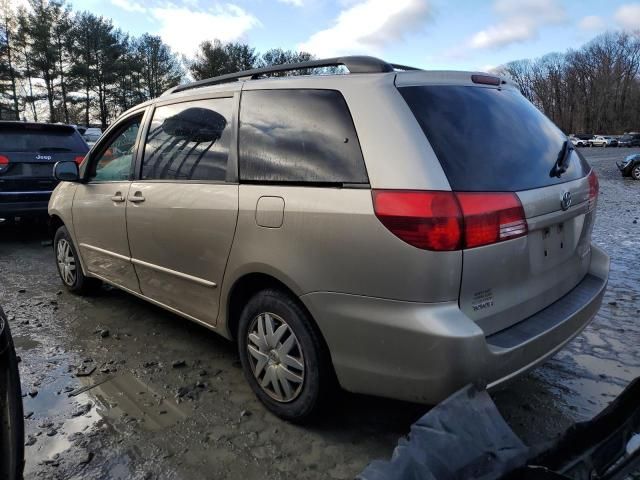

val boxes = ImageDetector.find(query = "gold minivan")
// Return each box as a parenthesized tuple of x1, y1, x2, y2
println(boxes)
(49, 56, 609, 421)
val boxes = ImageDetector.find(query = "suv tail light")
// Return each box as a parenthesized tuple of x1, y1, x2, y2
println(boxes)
(74, 155, 85, 165)
(372, 190, 527, 251)
(0, 155, 8, 171)
(587, 170, 599, 212)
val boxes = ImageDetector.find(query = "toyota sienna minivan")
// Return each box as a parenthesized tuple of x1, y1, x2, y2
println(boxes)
(48, 56, 609, 421)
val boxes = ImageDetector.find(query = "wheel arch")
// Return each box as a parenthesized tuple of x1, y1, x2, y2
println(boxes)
(223, 272, 332, 360)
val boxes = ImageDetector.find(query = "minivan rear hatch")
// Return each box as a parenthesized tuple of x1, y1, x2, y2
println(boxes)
(397, 75, 597, 335)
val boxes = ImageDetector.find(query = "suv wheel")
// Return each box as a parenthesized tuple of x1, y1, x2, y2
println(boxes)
(54, 226, 100, 294)
(632, 165, 640, 181)
(237, 289, 332, 422)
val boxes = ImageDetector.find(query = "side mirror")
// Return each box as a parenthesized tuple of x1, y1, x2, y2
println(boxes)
(53, 161, 80, 182)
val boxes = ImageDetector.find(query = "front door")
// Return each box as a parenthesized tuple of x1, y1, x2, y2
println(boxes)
(126, 96, 239, 325)
(73, 114, 144, 292)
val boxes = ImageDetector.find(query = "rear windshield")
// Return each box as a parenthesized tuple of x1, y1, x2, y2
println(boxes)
(399, 85, 590, 191)
(0, 125, 88, 153)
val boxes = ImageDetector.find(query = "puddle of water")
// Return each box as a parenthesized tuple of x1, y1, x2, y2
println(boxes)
(23, 364, 189, 475)
(571, 353, 637, 382)
(89, 373, 188, 431)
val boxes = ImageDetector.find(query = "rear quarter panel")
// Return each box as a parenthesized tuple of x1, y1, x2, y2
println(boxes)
(218, 185, 463, 336)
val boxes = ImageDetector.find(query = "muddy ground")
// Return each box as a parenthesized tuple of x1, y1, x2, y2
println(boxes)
(1, 147, 639, 480)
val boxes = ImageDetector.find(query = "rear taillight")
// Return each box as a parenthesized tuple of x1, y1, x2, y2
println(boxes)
(372, 190, 527, 251)
(74, 155, 85, 165)
(588, 170, 599, 212)
(455, 192, 527, 248)
(372, 190, 462, 251)
(0, 155, 8, 171)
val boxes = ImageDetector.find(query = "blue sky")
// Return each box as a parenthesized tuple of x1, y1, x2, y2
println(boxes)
(67, 0, 640, 71)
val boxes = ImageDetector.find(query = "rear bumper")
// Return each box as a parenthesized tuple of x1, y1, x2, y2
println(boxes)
(301, 244, 609, 404)
(0, 191, 52, 217)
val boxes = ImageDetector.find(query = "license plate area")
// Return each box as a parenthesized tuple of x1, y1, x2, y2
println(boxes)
(542, 222, 567, 260)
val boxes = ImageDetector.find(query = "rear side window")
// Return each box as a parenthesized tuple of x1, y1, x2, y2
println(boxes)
(0, 125, 88, 153)
(142, 98, 232, 181)
(399, 86, 590, 192)
(239, 89, 368, 184)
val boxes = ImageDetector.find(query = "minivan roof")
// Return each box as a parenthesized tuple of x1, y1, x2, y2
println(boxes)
(120, 56, 511, 117)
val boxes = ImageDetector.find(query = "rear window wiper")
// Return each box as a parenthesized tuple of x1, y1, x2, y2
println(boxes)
(550, 140, 573, 178)
(38, 147, 72, 152)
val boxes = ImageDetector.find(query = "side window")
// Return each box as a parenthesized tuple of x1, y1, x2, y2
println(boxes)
(142, 98, 232, 181)
(88, 116, 141, 182)
(239, 89, 368, 184)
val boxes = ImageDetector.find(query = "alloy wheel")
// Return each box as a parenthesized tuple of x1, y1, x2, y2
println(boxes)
(246, 312, 305, 403)
(56, 239, 76, 286)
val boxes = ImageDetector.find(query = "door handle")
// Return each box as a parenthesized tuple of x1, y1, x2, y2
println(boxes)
(111, 193, 125, 203)
(128, 191, 145, 203)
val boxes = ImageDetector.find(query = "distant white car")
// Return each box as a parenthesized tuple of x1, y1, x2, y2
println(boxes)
(83, 128, 102, 144)
(589, 135, 618, 147)
(569, 136, 588, 147)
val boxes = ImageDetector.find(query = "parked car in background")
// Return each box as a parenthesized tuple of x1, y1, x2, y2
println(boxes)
(0, 306, 24, 480)
(74, 125, 87, 136)
(590, 135, 618, 147)
(618, 133, 640, 148)
(48, 56, 609, 422)
(83, 127, 102, 144)
(569, 135, 588, 147)
(617, 153, 640, 180)
(0, 122, 88, 220)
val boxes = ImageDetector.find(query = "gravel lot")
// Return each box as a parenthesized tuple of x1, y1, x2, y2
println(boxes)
(1, 147, 639, 480)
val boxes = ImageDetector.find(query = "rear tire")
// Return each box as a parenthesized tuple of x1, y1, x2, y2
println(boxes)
(54, 226, 100, 295)
(237, 288, 333, 422)
(631, 165, 640, 181)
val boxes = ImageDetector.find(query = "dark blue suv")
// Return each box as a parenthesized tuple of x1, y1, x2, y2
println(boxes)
(0, 122, 88, 220)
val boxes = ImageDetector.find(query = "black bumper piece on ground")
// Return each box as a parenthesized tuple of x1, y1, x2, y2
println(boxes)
(358, 379, 640, 480)
(0, 307, 25, 480)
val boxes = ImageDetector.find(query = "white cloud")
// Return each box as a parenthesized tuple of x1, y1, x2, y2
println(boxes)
(150, 4, 260, 57)
(110, 0, 146, 13)
(614, 3, 640, 31)
(298, 0, 431, 57)
(469, 0, 566, 50)
(578, 15, 606, 31)
(278, 0, 304, 6)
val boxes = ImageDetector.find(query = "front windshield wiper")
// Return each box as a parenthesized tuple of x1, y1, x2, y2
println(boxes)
(550, 140, 573, 178)
(38, 147, 72, 152)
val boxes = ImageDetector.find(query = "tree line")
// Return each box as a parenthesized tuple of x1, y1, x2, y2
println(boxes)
(0, 0, 313, 128)
(496, 31, 640, 135)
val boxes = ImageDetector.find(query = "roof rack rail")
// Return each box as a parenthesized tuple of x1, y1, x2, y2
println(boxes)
(163, 56, 420, 95)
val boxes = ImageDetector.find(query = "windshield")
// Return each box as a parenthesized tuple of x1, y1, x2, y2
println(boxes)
(0, 125, 88, 153)
(399, 85, 590, 191)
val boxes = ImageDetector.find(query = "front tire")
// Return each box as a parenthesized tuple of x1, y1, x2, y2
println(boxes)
(631, 165, 640, 181)
(237, 288, 333, 422)
(54, 226, 100, 295)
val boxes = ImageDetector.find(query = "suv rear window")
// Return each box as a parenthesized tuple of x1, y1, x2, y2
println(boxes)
(239, 89, 368, 184)
(399, 86, 590, 192)
(0, 124, 87, 153)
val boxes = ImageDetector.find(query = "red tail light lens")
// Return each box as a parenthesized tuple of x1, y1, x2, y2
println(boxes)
(455, 192, 527, 248)
(372, 190, 527, 251)
(0, 155, 9, 170)
(587, 170, 599, 212)
(74, 155, 85, 165)
(372, 190, 462, 251)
